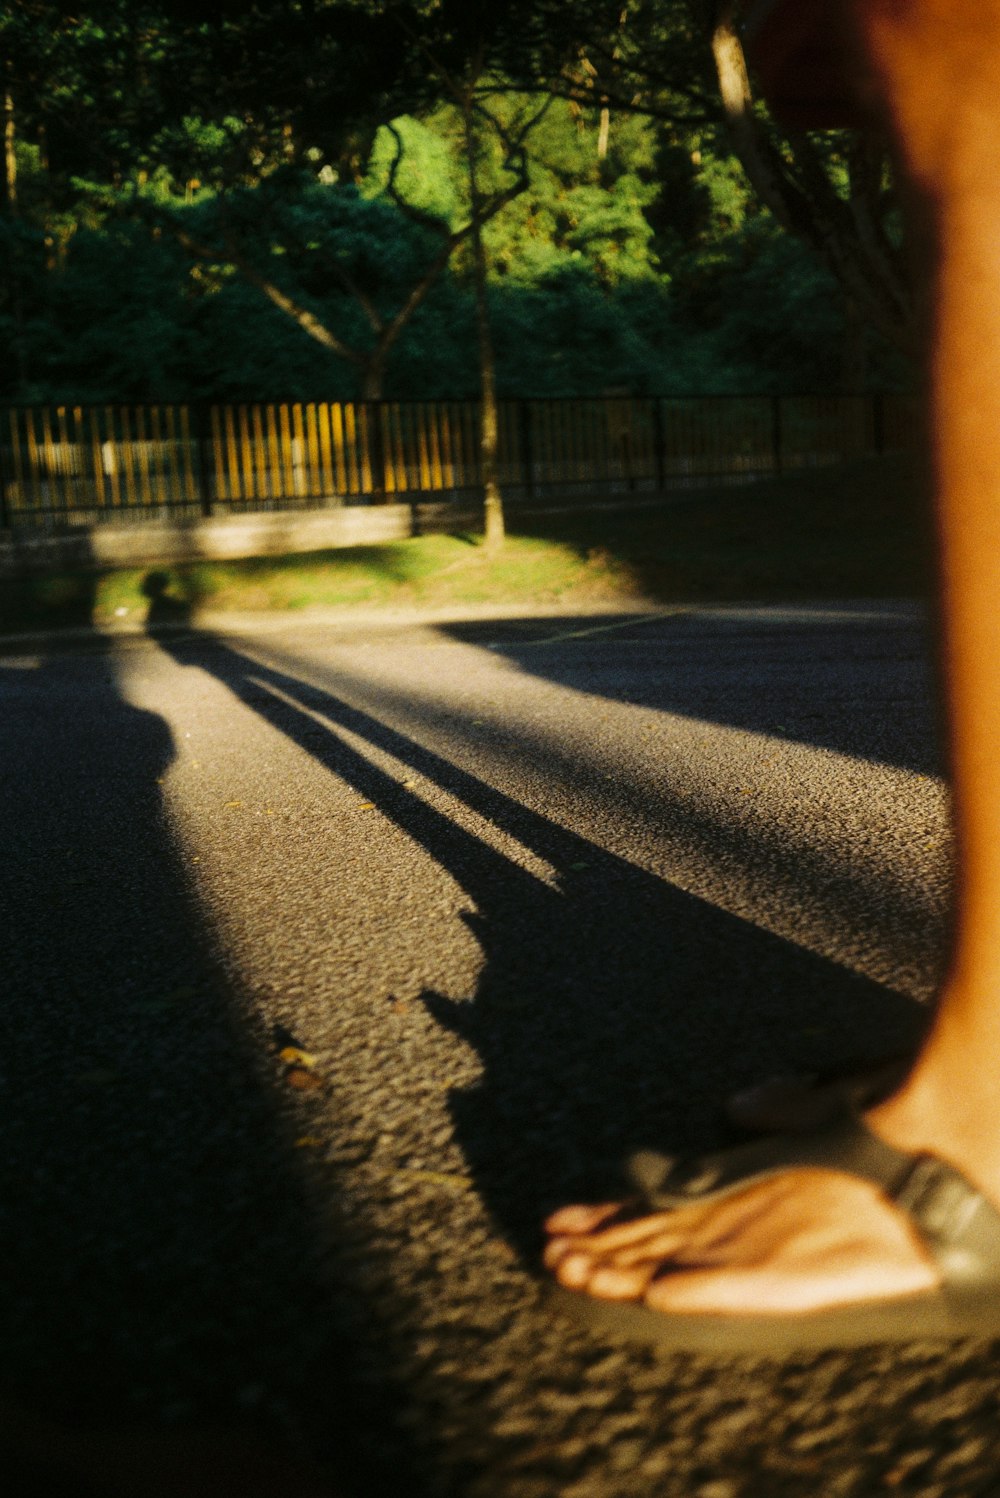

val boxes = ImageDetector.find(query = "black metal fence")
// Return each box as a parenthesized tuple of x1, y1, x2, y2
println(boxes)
(0, 393, 919, 531)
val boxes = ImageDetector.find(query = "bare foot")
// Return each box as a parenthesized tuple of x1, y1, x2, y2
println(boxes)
(544, 1141, 940, 1318)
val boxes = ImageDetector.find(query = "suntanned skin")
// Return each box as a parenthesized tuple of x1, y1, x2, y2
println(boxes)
(545, 0, 1000, 1317)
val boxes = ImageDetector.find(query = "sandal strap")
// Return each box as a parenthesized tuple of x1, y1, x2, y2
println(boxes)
(628, 1116, 1000, 1300)
(890, 1152, 1000, 1295)
(628, 1115, 916, 1205)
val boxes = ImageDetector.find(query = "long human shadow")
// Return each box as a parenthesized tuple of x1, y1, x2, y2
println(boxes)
(438, 604, 942, 776)
(154, 629, 926, 1253)
(0, 640, 428, 1496)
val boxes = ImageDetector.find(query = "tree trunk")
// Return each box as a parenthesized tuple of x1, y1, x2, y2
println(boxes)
(462, 90, 505, 552)
(597, 105, 610, 160)
(841, 295, 867, 393)
(710, 1, 914, 359)
(361, 356, 387, 503)
(3, 86, 17, 213)
(3, 80, 28, 392)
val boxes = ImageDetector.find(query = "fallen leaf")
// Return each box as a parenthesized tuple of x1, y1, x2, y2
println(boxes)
(224, 800, 243, 809)
(398, 1168, 471, 1191)
(285, 1066, 325, 1092)
(390, 999, 409, 1015)
(400, 778, 417, 788)
(294, 1135, 324, 1148)
(357, 801, 376, 811)
(279, 1046, 318, 1068)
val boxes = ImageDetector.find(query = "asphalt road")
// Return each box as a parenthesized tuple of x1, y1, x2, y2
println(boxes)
(4, 600, 995, 1498)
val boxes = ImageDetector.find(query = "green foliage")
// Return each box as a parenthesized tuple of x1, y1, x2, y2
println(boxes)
(1, 0, 908, 406)
(362, 116, 462, 226)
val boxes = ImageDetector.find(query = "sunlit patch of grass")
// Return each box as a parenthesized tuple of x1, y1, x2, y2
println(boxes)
(73, 532, 632, 623)
(0, 455, 929, 636)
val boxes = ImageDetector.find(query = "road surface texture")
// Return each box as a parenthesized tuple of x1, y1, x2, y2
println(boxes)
(3, 601, 996, 1497)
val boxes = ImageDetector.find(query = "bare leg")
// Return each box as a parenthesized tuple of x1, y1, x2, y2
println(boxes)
(546, 0, 1000, 1318)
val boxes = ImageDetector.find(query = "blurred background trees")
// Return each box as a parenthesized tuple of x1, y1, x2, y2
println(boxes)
(1, 0, 913, 405)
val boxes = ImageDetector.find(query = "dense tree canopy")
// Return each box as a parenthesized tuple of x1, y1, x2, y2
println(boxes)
(0, 0, 911, 404)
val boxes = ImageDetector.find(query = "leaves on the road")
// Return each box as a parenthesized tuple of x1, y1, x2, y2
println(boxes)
(279, 1046, 317, 1068)
(397, 1168, 471, 1191)
(272, 1026, 326, 1092)
(285, 1066, 325, 1092)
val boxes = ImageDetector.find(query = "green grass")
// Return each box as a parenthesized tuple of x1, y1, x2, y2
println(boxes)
(0, 454, 932, 635)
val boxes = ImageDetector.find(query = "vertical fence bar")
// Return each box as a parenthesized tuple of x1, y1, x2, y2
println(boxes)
(7, 410, 26, 519)
(221, 405, 238, 502)
(210, 407, 227, 505)
(193, 405, 213, 516)
(872, 392, 885, 455)
(118, 407, 136, 508)
(176, 406, 197, 507)
(317, 402, 334, 500)
(427, 404, 443, 492)
(0, 413, 10, 529)
(342, 404, 359, 495)
(134, 407, 153, 506)
(771, 394, 784, 475)
(330, 403, 347, 494)
(518, 399, 533, 498)
(263, 405, 280, 502)
(361, 403, 374, 495)
(87, 408, 106, 511)
(652, 398, 666, 492)
(251, 405, 267, 502)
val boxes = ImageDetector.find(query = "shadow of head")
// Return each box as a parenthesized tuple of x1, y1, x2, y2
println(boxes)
(142, 570, 193, 629)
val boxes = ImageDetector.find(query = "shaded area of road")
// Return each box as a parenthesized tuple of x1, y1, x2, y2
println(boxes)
(0, 640, 430, 1496)
(439, 603, 941, 775)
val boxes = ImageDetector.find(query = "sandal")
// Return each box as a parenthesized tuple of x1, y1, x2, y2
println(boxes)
(545, 1114, 1000, 1354)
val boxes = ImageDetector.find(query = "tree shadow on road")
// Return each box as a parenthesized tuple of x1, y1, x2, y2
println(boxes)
(437, 602, 942, 777)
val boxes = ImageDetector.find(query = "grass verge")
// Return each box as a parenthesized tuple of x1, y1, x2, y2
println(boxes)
(0, 455, 931, 635)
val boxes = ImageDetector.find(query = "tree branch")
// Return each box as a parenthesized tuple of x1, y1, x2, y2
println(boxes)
(157, 214, 366, 366)
(710, 0, 914, 355)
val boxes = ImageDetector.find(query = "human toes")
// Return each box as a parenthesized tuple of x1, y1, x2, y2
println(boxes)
(544, 1201, 626, 1236)
(550, 1245, 660, 1299)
